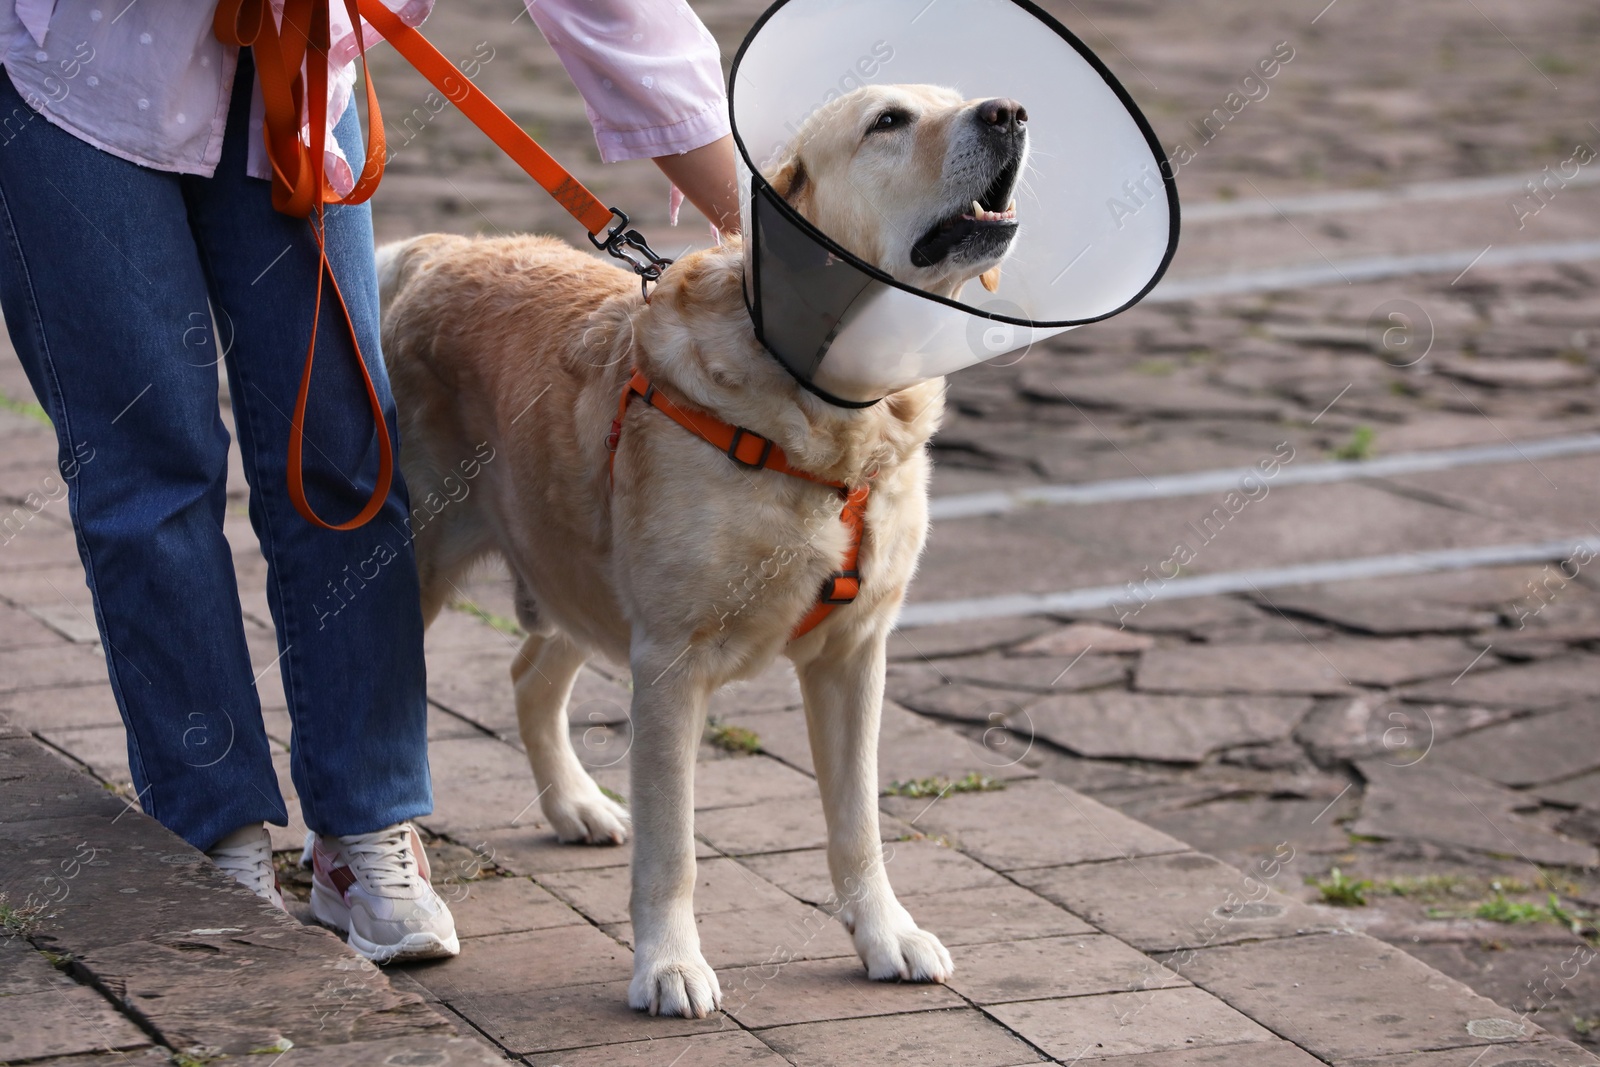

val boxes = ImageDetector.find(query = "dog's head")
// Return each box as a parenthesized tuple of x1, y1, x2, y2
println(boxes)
(763, 84, 1027, 299)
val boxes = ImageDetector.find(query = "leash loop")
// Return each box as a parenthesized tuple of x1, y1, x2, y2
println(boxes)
(216, 0, 675, 527)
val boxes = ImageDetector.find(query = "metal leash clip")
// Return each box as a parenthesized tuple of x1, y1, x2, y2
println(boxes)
(590, 207, 674, 298)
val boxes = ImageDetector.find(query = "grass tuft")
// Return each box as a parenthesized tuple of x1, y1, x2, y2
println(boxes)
(1375, 874, 1473, 902)
(0, 390, 50, 426)
(882, 772, 1005, 799)
(1424, 884, 1593, 933)
(0, 894, 42, 936)
(706, 720, 761, 754)
(1330, 424, 1376, 461)
(1310, 867, 1373, 907)
(451, 599, 524, 637)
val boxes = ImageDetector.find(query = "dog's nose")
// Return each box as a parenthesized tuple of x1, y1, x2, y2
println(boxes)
(977, 98, 1028, 133)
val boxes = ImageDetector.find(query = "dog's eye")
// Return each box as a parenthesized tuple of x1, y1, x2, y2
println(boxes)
(867, 109, 911, 135)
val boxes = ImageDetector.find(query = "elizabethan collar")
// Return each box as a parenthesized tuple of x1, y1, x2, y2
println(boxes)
(729, 0, 1179, 405)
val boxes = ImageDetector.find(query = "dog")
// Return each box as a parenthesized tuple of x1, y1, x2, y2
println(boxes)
(377, 83, 1027, 1018)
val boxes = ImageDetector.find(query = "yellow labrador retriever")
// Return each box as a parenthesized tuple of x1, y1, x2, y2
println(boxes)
(378, 84, 1027, 1017)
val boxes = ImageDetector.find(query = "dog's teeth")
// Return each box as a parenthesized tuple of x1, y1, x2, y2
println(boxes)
(1007, 199, 1016, 213)
(973, 200, 983, 217)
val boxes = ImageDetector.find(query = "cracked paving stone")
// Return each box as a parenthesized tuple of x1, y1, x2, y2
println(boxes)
(1073, 1042, 1330, 1067)
(939, 651, 1130, 694)
(737, 840, 1007, 907)
(0, 983, 151, 1063)
(1251, 587, 1498, 636)
(80, 925, 449, 1056)
(1026, 692, 1312, 764)
(1078, 595, 1270, 636)
(1537, 769, 1600, 809)
(1137, 639, 1484, 695)
(1142, 796, 1358, 867)
(1432, 357, 1596, 390)
(1014, 851, 1341, 953)
(1400, 656, 1600, 710)
(256, 1036, 506, 1066)
(1010, 623, 1158, 657)
(896, 884, 1095, 946)
(946, 934, 1189, 1006)
(524, 1030, 789, 1067)
(0, 738, 128, 823)
(989, 986, 1278, 1060)
(453, 981, 724, 1057)
(1293, 695, 1517, 765)
(539, 856, 795, 927)
(721, 956, 966, 1028)
(1403, 938, 1600, 1044)
(1342, 1039, 1600, 1067)
(1020, 369, 1290, 420)
(879, 779, 1187, 871)
(758, 1006, 1043, 1067)
(887, 616, 1052, 661)
(1350, 759, 1599, 868)
(600, 900, 859, 969)
(1168, 933, 1551, 1061)
(895, 680, 1041, 725)
(1431, 707, 1600, 787)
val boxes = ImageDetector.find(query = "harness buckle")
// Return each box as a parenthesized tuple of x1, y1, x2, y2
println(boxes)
(589, 206, 674, 297)
(820, 569, 861, 605)
(726, 427, 774, 469)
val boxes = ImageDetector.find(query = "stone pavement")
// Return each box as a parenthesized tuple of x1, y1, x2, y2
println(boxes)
(6, 0, 1600, 1063)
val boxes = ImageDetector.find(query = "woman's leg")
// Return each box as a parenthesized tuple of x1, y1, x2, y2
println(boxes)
(184, 52, 431, 838)
(0, 71, 284, 850)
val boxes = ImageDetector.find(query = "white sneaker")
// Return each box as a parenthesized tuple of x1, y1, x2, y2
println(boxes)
(206, 823, 285, 911)
(305, 822, 460, 963)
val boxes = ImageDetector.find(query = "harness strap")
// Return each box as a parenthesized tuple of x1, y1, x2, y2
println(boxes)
(606, 371, 868, 641)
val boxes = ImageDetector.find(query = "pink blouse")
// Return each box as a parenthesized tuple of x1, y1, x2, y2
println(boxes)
(0, 0, 729, 193)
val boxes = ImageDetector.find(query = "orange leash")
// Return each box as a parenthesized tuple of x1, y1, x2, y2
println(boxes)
(214, 0, 672, 528)
(607, 371, 868, 640)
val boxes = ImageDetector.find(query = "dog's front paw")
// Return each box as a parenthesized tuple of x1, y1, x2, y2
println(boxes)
(853, 906, 954, 983)
(628, 947, 722, 1018)
(543, 782, 630, 845)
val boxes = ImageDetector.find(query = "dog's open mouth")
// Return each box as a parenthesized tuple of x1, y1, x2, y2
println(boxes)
(909, 156, 1022, 269)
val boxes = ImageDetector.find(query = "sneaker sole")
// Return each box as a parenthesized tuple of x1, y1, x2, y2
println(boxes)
(309, 882, 461, 963)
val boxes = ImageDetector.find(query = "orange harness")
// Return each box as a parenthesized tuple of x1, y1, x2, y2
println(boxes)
(607, 371, 869, 640)
(214, 0, 668, 529)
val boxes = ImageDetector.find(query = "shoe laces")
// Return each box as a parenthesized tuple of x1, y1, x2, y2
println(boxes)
(335, 824, 421, 892)
(209, 835, 276, 897)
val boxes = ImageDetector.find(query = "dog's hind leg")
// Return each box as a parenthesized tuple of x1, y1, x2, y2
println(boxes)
(511, 629, 630, 845)
(794, 630, 954, 983)
(625, 640, 721, 1018)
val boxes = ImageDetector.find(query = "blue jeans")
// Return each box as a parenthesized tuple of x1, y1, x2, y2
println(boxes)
(0, 51, 431, 851)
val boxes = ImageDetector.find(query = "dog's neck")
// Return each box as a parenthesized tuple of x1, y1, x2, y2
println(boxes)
(628, 239, 945, 488)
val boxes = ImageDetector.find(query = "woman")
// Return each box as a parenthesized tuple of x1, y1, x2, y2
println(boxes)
(0, 0, 737, 962)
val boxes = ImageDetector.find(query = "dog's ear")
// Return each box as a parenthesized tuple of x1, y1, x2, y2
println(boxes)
(769, 156, 811, 212)
(979, 266, 1002, 292)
